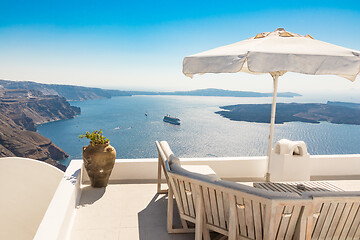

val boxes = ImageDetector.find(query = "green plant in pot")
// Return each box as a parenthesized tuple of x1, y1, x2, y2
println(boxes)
(80, 129, 116, 188)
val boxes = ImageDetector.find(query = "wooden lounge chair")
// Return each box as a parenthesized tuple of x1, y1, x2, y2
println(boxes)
(303, 191, 360, 239)
(158, 141, 314, 240)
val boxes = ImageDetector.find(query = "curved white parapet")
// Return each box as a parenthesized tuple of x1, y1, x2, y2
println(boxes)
(0, 157, 63, 240)
(34, 160, 82, 240)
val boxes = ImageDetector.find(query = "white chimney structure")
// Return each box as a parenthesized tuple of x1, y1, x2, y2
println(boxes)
(269, 139, 311, 182)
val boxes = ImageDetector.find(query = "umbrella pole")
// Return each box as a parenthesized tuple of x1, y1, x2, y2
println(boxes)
(266, 72, 280, 182)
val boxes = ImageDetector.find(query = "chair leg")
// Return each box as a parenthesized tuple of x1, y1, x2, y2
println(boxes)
(228, 194, 237, 240)
(294, 205, 313, 240)
(167, 185, 174, 233)
(202, 217, 211, 240)
(195, 185, 205, 240)
(195, 203, 204, 239)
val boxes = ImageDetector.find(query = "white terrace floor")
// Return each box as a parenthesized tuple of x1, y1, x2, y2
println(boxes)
(70, 183, 194, 240)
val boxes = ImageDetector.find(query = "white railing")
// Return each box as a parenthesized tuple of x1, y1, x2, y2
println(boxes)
(80, 156, 267, 183)
(311, 154, 360, 178)
(79, 154, 360, 183)
(34, 154, 360, 239)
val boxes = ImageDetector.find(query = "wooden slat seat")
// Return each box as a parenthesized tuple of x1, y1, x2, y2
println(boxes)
(254, 182, 344, 196)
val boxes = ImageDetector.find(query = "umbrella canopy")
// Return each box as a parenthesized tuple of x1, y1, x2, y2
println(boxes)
(182, 28, 360, 181)
(183, 28, 360, 81)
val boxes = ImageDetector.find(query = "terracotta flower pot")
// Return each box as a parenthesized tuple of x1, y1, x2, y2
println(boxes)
(83, 142, 116, 188)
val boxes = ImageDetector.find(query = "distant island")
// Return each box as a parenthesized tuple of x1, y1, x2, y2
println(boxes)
(216, 101, 360, 125)
(0, 79, 301, 101)
(0, 79, 131, 101)
(128, 88, 301, 98)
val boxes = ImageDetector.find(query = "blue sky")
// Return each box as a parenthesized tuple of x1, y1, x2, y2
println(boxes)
(0, 0, 359, 94)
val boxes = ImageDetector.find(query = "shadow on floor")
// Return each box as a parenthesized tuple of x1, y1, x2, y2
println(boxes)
(77, 186, 106, 206)
(138, 193, 194, 240)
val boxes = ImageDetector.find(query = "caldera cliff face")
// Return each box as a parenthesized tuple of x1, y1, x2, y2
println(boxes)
(0, 89, 80, 170)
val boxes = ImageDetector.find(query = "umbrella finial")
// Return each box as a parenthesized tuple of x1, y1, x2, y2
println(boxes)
(276, 28, 286, 31)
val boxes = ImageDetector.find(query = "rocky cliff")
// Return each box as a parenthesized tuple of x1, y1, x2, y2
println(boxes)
(0, 89, 80, 170)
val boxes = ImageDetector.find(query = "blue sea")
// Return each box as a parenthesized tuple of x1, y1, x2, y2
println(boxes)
(37, 95, 360, 167)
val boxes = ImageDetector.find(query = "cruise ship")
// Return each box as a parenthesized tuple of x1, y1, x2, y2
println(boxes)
(163, 115, 181, 125)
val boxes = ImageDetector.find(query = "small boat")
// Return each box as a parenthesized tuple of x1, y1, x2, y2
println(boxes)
(145, 112, 148, 116)
(163, 115, 180, 125)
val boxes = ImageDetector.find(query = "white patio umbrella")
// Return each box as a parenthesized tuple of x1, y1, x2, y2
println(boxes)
(183, 28, 360, 181)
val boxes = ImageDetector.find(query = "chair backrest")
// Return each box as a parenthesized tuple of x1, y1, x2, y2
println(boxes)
(201, 181, 308, 240)
(159, 141, 174, 167)
(303, 191, 360, 240)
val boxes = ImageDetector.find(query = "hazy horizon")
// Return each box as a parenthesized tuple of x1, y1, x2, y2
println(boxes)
(2, 77, 360, 98)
